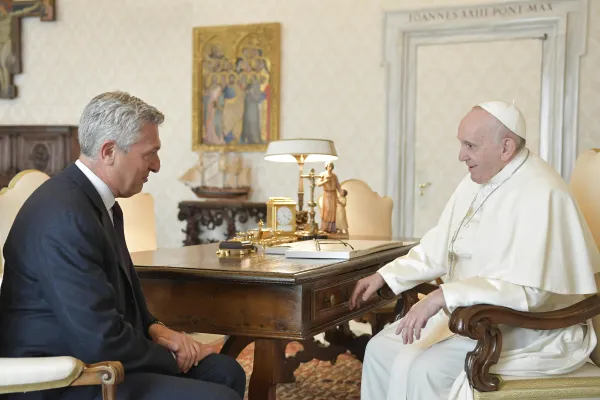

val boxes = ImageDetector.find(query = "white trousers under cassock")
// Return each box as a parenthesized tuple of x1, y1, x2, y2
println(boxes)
(362, 309, 596, 400)
(361, 310, 472, 400)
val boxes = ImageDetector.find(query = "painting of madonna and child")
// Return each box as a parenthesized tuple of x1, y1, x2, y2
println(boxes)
(192, 23, 281, 152)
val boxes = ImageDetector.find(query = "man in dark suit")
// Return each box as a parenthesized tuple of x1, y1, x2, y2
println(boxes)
(0, 91, 246, 399)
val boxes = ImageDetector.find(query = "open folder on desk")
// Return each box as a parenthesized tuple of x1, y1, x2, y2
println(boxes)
(265, 239, 416, 259)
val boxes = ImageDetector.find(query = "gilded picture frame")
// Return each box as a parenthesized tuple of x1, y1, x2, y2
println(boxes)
(192, 22, 281, 152)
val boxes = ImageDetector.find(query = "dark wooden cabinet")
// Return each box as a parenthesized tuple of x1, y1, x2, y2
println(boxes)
(0, 125, 79, 188)
(178, 200, 267, 245)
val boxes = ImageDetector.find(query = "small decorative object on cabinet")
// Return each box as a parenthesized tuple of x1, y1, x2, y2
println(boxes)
(179, 152, 252, 200)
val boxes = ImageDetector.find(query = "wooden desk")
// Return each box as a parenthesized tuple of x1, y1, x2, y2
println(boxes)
(133, 242, 414, 399)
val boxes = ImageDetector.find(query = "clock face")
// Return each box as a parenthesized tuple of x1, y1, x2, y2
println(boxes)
(276, 207, 293, 227)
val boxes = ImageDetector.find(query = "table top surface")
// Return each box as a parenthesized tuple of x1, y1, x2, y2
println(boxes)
(132, 241, 416, 284)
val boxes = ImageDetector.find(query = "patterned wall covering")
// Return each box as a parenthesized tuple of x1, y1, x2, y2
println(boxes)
(0, 0, 598, 248)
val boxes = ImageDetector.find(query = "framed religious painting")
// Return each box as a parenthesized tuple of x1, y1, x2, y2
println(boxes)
(192, 22, 281, 152)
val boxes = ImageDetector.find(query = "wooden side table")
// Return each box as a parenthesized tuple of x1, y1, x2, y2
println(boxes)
(178, 200, 267, 246)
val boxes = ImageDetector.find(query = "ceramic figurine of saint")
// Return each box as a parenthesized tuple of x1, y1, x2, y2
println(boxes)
(316, 161, 343, 233)
(336, 189, 348, 235)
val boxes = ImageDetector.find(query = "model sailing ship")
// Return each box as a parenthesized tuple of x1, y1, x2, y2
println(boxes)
(179, 153, 252, 200)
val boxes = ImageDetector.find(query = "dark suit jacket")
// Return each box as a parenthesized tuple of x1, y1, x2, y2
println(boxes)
(0, 164, 179, 385)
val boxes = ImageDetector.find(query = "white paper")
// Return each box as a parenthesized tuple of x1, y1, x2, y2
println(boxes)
(264, 239, 414, 259)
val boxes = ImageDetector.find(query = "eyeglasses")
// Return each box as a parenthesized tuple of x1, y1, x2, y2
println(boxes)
(314, 239, 354, 251)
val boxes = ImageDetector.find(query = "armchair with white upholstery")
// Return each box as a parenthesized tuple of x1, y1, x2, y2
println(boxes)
(0, 170, 124, 399)
(392, 149, 600, 399)
(118, 192, 158, 252)
(0, 170, 50, 277)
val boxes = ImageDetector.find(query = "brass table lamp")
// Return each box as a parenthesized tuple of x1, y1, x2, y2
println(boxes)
(300, 168, 319, 236)
(264, 139, 338, 229)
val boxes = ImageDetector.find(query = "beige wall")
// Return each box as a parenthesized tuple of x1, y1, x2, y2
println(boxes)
(1, 0, 599, 248)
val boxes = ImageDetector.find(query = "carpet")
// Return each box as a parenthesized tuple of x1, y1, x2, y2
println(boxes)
(231, 342, 362, 400)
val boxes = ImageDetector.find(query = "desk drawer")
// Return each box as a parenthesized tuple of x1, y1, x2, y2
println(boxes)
(314, 280, 354, 314)
(312, 268, 383, 322)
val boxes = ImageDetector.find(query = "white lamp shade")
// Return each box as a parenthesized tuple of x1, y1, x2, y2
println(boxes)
(264, 139, 338, 163)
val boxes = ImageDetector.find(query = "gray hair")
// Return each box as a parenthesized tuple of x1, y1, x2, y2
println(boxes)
(78, 91, 164, 158)
(491, 118, 526, 152)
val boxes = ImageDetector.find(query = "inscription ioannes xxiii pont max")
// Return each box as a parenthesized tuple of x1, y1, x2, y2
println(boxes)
(408, 2, 554, 24)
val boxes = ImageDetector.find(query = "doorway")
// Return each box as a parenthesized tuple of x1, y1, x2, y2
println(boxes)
(413, 39, 542, 236)
(383, 0, 588, 238)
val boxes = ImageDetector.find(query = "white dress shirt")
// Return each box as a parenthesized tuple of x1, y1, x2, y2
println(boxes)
(75, 159, 116, 223)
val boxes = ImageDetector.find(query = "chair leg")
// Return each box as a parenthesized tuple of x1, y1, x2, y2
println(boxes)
(102, 383, 117, 400)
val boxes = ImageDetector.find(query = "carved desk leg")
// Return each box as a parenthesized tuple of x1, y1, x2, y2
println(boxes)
(276, 336, 348, 384)
(276, 323, 356, 384)
(324, 322, 370, 362)
(274, 340, 297, 384)
(221, 336, 298, 386)
(249, 339, 281, 400)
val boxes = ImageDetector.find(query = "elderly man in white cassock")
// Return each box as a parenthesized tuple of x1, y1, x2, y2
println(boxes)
(350, 100, 600, 400)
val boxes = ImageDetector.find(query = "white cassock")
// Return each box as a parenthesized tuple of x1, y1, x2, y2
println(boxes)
(362, 148, 600, 400)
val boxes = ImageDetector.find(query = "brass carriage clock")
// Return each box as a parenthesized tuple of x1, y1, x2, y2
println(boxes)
(266, 197, 297, 235)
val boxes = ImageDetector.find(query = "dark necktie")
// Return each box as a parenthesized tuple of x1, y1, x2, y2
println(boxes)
(111, 201, 143, 329)
(111, 201, 131, 279)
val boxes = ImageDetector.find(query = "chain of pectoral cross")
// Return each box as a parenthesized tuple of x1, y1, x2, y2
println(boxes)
(447, 150, 530, 280)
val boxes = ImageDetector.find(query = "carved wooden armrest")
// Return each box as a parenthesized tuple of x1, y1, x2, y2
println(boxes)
(71, 361, 124, 400)
(376, 284, 397, 300)
(448, 294, 600, 393)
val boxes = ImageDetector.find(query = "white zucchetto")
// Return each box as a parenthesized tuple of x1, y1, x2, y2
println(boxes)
(477, 100, 526, 139)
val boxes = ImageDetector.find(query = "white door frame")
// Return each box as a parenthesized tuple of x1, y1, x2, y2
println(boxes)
(383, 0, 588, 237)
